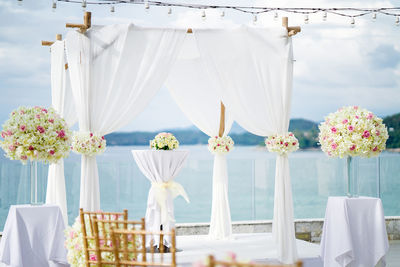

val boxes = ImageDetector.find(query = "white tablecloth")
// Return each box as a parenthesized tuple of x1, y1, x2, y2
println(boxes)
(0, 204, 69, 267)
(132, 150, 189, 246)
(320, 197, 389, 267)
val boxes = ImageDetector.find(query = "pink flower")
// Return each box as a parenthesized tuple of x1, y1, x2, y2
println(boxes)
(89, 254, 97, 261)
(280, 141, 283, 145)
(48, 118, 54, 124)
(227, 252, 237, 261)
(37, 126, 45, 134)
(41, 108, 47, 113)
(57, 130, 65, 138)
(342, 119, 348, 124)
(101, 136, 105, 140)
(1, 132, 5, 138)
(376, 130, 380, 136)
(362, 130, 370, 138)
(6, 130, 13, 136)
(292, 142, 297, 146)
(289, 133, 293, 136)
(99, 239, 105, 247)
(353, 106, 359, 110)
(49, 150, 55, 155)
(217, 144, 220, 146)
(348, 125, 354, 132)
(367, 113, 373, 119)
(20, 125, 26, 131)
(29, 146, 34, 151)
(74, 244, 81, 250)
(90, 133, 93, 137)
(284, 142, 289, 147)
(226, 146, 229, 151)
(21, 155, 27, 160)
(267, 141, 271, 145)
(20, 110, 25, 114)
(69, 230, 75, 239)
(8, 145, 15, 151)
(331, 143, 338, 150)
(331, 127, 337, 133)
(35, 114, 41, 119)
(373, 146, 378, 152)
(349, 145, 356, 151)
(355, 115, 359, 119)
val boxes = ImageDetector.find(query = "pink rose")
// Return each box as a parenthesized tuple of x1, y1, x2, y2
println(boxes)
(280, 141, 283, 145)
(101, 136, 105, 140)
(57, 130, 65, 138)
(362, 130, 370, 138)
(69, 230, 75, 239)
(331, 143, 338, 150)
(284, 142, 289, 147)
(37, 126, 45, 134)
(48, 118, 54, 124)
(49, 150, 55, 155)
(331, 127, 337, 133)
(99, 239, 105, 246)
(373, 146, 378, 152)
(355, 115, 359, 119)
(1, 132, 5, 138)
(35, 114, 41, 119)
(41, 108, 48, 113)
(20, 110, 25, 114)
(349, 145, 356, 151)
(348, 125, 354, 132)
(367, 113, 373, 119)
(21, 155, 27, 160)
(342, 119, 348, 124)
(6, 130, 13, 136)
(353, 106, 358, 110)
(267, 141, 271, 145)
(289, 133, 293, 136)
(292, 142, 297, 146)
(376, 130, 380, 136)
(29, 146, 34, 151)
(89, 254, 97, 261)
(217, 144, 220, 146)
(90, 133, 93, 137)
(8, 145, 15, 151)
(20, 125, 26, 131)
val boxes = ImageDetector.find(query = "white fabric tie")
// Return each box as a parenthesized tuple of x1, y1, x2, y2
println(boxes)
(151, 180, 190, 225)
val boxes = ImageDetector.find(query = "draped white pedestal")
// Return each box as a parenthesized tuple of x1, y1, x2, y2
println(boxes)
(0, 205, 68, 267)
(132, 150, 189, 246)
(320, 196, 389, 267)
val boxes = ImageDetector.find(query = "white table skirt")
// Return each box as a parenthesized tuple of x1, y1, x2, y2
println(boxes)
(320, 196, 389, 267)
(132, 150, 189, 246)
(0, 204, 69, 267)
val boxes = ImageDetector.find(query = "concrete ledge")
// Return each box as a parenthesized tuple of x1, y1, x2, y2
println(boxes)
(176, 216, 400, 242)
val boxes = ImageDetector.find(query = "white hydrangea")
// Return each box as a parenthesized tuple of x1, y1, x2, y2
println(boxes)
(0, 106, 71, 164)
(71, 132, 106, 156)
(150, 132, 179, 150)
(318, 106, 388, 158)
(208, 136, 234, 154)
(265, 132, 299, 155)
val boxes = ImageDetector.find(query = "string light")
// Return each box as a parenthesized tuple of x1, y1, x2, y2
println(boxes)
(17, 0, 22, 6)
(322, 11, 327, 21)
(52, 0, 57, 12)
(304, 14, 309, 24)
(201, 10, 206, 21)
(372, 12, 377, 22)
(253, 14, 258, 24)
(110, 5, 115, 13)
(220, 10, 225, 18)
(273, 11, 278, 21)
(396, 16, 399, 26)
(167, 7, 172, 15)
(350, 17, 355, 27)
(81, 0, 87, 11)
(144, 1, 149, 11)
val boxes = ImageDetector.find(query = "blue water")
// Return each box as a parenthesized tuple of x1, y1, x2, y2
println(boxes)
(0, 145, 399, 229)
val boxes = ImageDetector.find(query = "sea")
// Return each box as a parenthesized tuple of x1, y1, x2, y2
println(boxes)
(0, 145, 399, 229)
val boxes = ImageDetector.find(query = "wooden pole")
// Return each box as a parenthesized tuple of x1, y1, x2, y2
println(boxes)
(66, 11, 92, 33)
(218, 102, 225, 137)
(282, 17, 301, 37)
(42, 34, 62, 46)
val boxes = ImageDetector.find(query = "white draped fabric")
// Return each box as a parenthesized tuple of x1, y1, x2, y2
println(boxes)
(46, 40, 77, 226)
(166, 34, 234, 240)
(65, 25, 186, 211)
(132, 150, 189, 246)
(194, 27, 297, 263)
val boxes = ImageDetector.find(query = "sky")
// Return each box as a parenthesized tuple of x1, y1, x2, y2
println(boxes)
(0, 0, 399, 132)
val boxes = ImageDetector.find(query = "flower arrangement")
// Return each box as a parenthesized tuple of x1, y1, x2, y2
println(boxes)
(0, 106, 71, 164)
(150, 132, 179, 150)
(65, 215, 140, 266)
(208, 136, 234, 154)
(318, 106, 388, 158)
(265, 132, 299, 155)
(71, 132, 106, 156)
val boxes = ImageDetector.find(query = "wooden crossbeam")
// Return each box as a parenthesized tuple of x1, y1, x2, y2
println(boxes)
(66, 11, 91, 33)
(41, 34, 62, 46)
(282, 17, 301, 36)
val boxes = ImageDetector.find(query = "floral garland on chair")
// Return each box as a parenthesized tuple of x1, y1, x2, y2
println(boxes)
(150, 132, 179, 150)
(208, 136, 234, 154)
(265, 132, 299, 155)
(0, 106, 71, 164)
(318, 106, 388, 158)
(71, 132, 106, 156)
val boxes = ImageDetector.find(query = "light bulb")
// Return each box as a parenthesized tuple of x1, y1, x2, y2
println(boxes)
(110, 5, 115, 13)
(304, 14, 309, 24)
(253, 14, 258, 24)
(220, 10, 225, 18)
(322, 11, 327, 21)
(144, 1, 150, 12)
(81, 0, 86, 11)
(201, 10, 206, 21)
(372, 12, 377, 22)
(167, 7, 172, 15)
(274, 12, 278, 21)
(52, 1, 56, 12)
(395, 16, 399, 26)
(17, 0, 22, 6)
(350, 17, 355, 27)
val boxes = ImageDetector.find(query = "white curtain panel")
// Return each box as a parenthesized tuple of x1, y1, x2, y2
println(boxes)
(65, 25, 186, 211)
(194, 27, 297, 263)
(166, 34, 234, 239)
(46, 40, 77, 225)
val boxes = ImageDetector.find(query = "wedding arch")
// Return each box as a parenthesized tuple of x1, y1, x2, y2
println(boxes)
(42, 12, 301, 264)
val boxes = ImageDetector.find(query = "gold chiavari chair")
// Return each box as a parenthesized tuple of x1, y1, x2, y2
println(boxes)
(79, 208, 129, 267)
(110, 228, 177, 267)
(207, 255, 303, 267)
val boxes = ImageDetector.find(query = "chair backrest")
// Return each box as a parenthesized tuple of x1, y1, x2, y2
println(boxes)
(110, 228, 177, 267)
(207, 255, 303, 267)
(79, 208, 128, 267)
